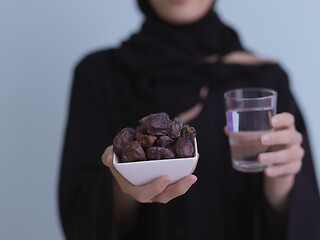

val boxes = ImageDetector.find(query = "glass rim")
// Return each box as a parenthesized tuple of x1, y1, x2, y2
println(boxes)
(224, 87, 277, 101)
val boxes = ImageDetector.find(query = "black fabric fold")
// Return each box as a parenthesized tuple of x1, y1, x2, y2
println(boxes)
(114, 0, 245, 114)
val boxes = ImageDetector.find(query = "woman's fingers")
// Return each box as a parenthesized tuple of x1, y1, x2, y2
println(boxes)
(259, 145, 305, 165)
(264, 160, 303, 177)
(102, 146, 136, 194)
(271, 112, 295, 129)
(101, 145, 114, 167)
(130, 176, 172, 203)
(151, 175, 197, 203)
(261, 129, 303, 146)
(101, 145, 197, 203)
(224, 126, 229, 136)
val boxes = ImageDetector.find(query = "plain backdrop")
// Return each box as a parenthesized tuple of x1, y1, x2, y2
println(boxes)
(1, 1, 319, 239)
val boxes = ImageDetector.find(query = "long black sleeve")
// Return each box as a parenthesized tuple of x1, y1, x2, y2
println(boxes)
(59, 56, 116, 240)
(280, 78, 320, 240)
(253, 67, 320, 240)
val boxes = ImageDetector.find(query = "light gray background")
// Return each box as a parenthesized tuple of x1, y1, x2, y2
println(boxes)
(1, 1, 319, 239)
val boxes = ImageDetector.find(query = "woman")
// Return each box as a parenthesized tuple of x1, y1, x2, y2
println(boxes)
(59, 0, 320, 239)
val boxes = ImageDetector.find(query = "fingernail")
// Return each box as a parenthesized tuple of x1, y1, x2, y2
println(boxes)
(260, 155, 269, 163)
(261, 135, 271, 145)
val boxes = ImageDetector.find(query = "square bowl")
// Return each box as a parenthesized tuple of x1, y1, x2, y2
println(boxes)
(113, 138, 199, 186)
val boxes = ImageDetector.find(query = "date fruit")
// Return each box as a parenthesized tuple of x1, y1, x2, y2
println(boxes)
(146, 147, 175, 160)
(113, 127, 136, 156)
(156, 136, 174, 148)
(169, 117, 183, 139)
(174, 137, 194, 158)
(181, 125, 197, 142)
(139, 112, 172, 136)
(136, 126, 157, 147)
(122, 141, 147, 163)
(113, 112, 197, 163)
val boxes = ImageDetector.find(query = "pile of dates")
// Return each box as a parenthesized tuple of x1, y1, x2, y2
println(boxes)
(113, 112, 196, 163)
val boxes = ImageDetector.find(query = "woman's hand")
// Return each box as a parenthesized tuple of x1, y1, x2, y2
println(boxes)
(258, 112, 304, 177)
(101, 145, 197, 204)
(258, 112, 304, 213)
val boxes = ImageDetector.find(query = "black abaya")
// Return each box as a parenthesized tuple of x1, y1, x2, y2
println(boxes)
(59, 1, 320, 239)
(59, 49, 320, 240)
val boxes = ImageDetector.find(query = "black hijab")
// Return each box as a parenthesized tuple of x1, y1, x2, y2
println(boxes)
(114, 0, 245, 116)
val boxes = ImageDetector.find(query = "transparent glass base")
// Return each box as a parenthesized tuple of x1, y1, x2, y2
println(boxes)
(232, 159, 271, 173)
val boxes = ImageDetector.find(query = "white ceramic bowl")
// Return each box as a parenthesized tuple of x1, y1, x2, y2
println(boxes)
(113, 138, 199, 186)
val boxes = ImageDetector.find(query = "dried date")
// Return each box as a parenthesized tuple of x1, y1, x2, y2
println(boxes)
(181, 125, 197, 142)
(135, 126, 157, 147)
(169, 117, 183, 139)
(112, 113, 197, 163)
(174, 137, 194, 158)
(122, 140, 147, 163)
(166, 144, 177, 158)
(113, 127, 136, 156)
(146, 147, 175, 160)
(139, 112, 172, 136)
(156, 135, 174, 147)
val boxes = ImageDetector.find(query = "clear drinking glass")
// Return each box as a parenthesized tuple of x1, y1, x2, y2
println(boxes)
(224, 88, 277, 172)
